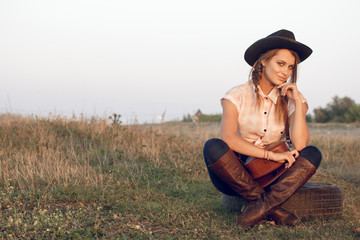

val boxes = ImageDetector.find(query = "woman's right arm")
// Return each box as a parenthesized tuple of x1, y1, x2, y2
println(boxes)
(221, 99, 298, 168)
(220, 99, 266, 159)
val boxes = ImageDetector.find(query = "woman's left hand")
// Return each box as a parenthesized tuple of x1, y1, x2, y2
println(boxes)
(269, 149, 299, 169)
(277, 83, 302, 102)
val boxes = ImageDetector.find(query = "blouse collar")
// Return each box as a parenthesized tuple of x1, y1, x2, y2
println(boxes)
(257, 85, 279, 104)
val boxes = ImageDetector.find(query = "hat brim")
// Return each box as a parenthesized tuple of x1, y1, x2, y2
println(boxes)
(244, 36, 313, 66)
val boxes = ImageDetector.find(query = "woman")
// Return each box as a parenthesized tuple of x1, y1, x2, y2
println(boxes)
(203, 29, 322, 228)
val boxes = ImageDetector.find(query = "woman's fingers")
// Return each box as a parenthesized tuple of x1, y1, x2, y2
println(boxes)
(277, 83, 287, 96)
(277, 84, 287, 97)
(273, 151, 298, 168)
(291, 149, 299, 158)
(285, 151, 297, 169)
(277, 83, 299, 98)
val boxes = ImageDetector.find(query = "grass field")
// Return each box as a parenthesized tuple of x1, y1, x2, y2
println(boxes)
(0, 114, 359, 239)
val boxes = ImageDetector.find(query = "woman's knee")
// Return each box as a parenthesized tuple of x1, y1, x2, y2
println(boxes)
(299, 145, 322, 169)
(203, 138, 229, 165)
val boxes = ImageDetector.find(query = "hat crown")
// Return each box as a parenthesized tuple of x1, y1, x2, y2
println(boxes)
(267, 29, 295, 41)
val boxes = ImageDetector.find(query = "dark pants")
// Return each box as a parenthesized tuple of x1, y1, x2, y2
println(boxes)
(203, 138, 322, 196)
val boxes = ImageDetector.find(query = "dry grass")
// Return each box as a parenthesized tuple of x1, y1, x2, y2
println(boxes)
(0, 114, 359, 239)
(0, 115, 203, 191)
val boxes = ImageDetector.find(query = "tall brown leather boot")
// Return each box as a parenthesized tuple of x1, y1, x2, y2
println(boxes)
(208, 149, 264, 200)
(235, 156, 316, 228)
(208, 149, 300, 226)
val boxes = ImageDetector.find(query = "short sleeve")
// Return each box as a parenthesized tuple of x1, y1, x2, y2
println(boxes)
(221, 85, 243, 113)
(288, 92, 308, 116)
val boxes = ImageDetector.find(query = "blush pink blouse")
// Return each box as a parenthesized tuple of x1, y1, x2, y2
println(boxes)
(221, 80, 307, 148)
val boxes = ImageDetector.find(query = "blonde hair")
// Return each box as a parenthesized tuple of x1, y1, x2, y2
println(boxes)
(249, 49, 300, 123)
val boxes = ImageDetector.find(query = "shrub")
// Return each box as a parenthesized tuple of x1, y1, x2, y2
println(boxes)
(313, 96, 356, 122)
(345, 104, 360, 122)
(182, 114, 193, 122)
(313, 107, 331, 123)
(198, 114, 222, 122)
(306, 113, 313, 122)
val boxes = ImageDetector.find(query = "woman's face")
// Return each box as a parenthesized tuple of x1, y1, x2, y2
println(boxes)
(261, 49, 296, 86)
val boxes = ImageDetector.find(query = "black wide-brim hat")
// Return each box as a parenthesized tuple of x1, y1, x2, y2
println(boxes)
(244, 29, 313, 66)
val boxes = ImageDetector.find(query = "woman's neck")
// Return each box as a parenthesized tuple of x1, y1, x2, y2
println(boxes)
(259, 77, 275, 95)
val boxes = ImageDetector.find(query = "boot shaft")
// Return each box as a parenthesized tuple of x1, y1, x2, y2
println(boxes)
(264, 156, 316, 210)
(208, 149, 265, 201)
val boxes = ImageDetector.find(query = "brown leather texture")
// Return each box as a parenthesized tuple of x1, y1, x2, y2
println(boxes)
(245, 142, 290, 186)
(208, 149, 264, 201)
(236, 157, 316, 228)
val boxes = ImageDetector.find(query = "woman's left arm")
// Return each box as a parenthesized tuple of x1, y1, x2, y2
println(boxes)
(278, 83, 309, 151)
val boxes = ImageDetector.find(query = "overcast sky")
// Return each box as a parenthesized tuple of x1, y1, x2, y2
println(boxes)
(1, 0, 360, 123)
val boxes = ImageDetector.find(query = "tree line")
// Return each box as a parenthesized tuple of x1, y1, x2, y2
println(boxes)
(184, 96, 360, 123)
(310, 96, 360, 123)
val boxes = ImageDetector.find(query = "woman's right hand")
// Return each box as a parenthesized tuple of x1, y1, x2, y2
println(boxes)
(268, 150, 299, 168)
